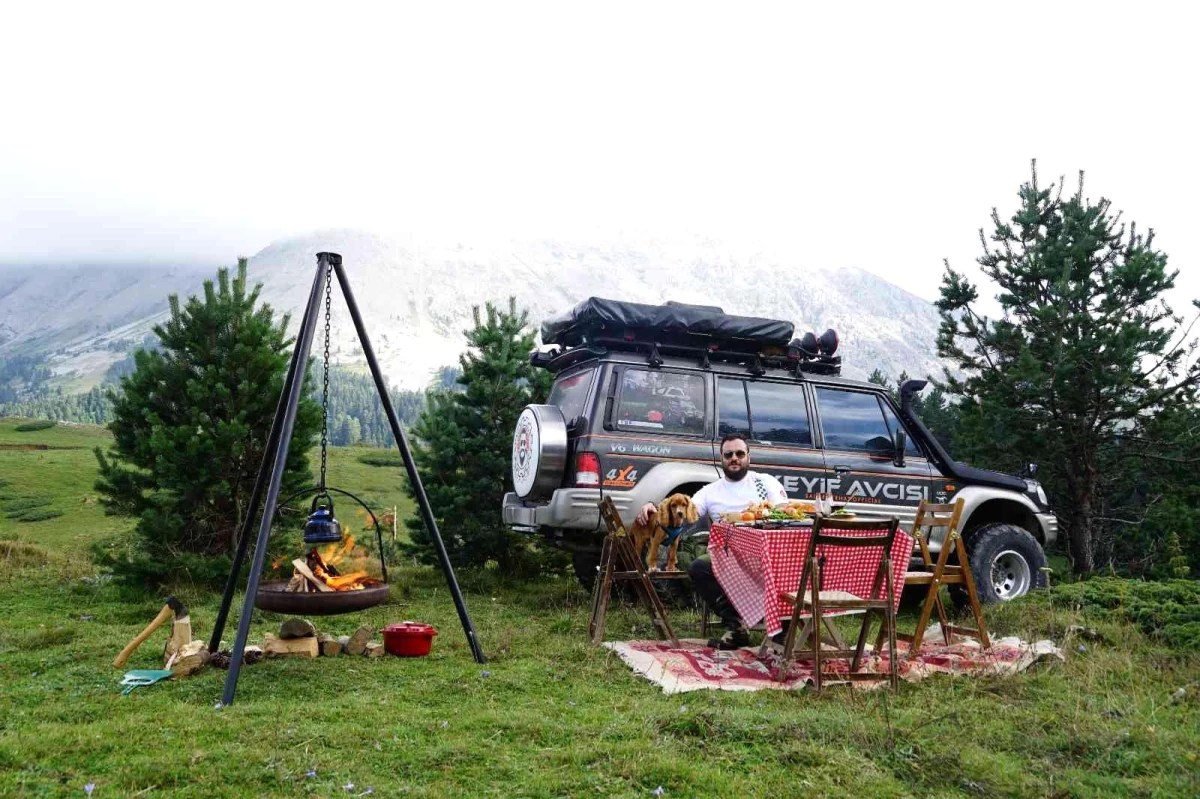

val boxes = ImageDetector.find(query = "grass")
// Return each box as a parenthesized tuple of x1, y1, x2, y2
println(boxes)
(0, 417, 1198, 795)
(0, 420, 122, 557)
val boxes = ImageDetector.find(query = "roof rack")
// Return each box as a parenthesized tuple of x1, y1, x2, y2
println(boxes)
(533, 297, 841, 377)
(530, 332, 841, 377)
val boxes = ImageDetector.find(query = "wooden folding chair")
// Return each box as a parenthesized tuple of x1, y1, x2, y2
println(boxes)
(775, 516, 901, 692)
(588, 497, 681, 647)
(899, 499, 990, 653)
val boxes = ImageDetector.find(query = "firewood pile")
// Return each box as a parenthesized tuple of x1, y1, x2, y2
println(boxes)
(196, 618, 388, 671)
(255, 618, 385, 659)
(114, 601, 387, 680)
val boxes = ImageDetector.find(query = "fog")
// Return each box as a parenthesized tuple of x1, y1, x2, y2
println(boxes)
(2, 1, 1198, 306)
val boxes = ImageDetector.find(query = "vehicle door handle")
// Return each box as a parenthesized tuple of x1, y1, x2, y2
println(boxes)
(833, 465, 851, 475)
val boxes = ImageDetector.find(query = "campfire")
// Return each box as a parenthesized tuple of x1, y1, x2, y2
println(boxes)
(282, 535, 382, 593)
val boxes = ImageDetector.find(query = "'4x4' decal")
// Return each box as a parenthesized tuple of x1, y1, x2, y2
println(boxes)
(603, 466, 639, 488)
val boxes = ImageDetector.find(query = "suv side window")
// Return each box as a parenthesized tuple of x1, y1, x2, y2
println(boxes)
(615, 369, 706, 435)
(745, 381, 812, 445)
(718, 379, 812, 445)
(548, 367, 596, 423)
(879, 399, 922, 458)
(717, 378, 752, 438)
(815, 387, 895, 455)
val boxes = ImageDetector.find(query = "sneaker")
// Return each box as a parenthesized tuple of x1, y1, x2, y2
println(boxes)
(708, 626, 751, 650)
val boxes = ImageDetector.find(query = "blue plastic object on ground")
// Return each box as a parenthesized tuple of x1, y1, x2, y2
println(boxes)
(120, 669, 174, 695)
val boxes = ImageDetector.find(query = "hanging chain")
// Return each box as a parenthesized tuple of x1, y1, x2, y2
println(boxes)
(319, 262, 332, 490)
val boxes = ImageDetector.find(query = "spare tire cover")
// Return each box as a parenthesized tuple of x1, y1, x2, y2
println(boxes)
(512, 405, 568, 500)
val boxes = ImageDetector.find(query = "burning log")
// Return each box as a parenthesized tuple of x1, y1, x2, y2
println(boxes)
(291, 559, 334, 592)
(307, 548, 339, 580)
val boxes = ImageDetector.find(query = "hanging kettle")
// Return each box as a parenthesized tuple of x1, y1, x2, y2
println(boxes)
(303, 493, 343, 545)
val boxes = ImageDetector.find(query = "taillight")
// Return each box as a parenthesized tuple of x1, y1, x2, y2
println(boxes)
(574, 452, 601, 487)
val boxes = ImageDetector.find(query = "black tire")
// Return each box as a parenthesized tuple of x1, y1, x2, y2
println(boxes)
(952, 523, 1047, 607)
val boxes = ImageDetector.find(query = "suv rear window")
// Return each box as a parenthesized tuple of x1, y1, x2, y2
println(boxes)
(616, 369, 706, 435)
(548, 368, 596, 423)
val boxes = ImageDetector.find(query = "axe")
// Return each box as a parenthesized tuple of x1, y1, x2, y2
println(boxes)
(113, 596, 189, 668)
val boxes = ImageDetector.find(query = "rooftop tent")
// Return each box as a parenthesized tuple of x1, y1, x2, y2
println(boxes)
(541, 297, 795, 349)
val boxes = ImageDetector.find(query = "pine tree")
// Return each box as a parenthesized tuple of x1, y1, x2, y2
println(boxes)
(937, 162, 1200, 574)
(94, 259, 320, 585)
(1162, 531, 1191, 579)
(1104, 399, 1200, 575)
(403, 298, 552, 573)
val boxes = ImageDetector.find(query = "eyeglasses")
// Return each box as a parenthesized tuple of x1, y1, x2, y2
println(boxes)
(721, 450, 747, 460)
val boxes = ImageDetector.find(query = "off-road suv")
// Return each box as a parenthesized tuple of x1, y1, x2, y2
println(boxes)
(504, 298, 1056, 603)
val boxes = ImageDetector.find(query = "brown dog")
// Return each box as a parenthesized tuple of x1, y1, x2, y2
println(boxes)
(631, 493, 700, 572)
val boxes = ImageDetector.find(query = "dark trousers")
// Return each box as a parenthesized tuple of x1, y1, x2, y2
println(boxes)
(688, 555, 743, 629)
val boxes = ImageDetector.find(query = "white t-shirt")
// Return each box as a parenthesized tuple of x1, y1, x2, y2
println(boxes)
(692, 471, 789, 524)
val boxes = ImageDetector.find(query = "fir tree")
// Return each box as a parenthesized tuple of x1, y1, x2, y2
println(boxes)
(937, 162, 1200, 574)
(94, 260, 320, 585)
(403, 298, 552, 573)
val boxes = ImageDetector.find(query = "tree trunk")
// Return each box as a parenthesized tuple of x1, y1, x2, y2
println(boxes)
(1068, 483, 1096, 575)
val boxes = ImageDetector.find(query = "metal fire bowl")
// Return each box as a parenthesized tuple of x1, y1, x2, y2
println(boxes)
(254, 581, 390, 616)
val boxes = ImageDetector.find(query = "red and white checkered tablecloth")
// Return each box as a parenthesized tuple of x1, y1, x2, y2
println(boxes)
(708, 520, 915, 637)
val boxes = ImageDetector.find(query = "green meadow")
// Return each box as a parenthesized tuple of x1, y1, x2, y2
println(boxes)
(1, 418, 1197, 796)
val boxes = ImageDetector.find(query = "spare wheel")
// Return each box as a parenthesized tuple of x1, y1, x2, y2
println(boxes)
(512, 405, 569, 500)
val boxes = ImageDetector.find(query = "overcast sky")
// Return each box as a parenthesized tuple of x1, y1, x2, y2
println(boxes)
(1, 1, 1197, 307)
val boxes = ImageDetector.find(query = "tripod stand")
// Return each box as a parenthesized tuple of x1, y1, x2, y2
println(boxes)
(210, 252, 485, 706)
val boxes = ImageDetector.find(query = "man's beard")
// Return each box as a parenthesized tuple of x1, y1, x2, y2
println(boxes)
(722, 465, 748, 481)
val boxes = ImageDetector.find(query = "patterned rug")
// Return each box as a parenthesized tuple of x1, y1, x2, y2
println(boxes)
(603, 628, 1063, 694)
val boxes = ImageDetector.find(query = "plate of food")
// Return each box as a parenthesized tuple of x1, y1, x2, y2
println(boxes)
(722, 501, 815, 525)
(827, 508, 857, 520)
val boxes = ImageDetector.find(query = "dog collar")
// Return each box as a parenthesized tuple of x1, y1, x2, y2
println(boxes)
(662, 525, 686, 545)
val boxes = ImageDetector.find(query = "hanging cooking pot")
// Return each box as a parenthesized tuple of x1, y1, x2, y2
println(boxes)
(303, 492, 343, 545)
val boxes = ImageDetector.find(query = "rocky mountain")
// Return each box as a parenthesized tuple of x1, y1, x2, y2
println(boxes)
(0, 264, 211, 391)
(0, 230, 946, 392)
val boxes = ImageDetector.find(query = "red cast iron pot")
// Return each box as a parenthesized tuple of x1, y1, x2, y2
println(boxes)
(381, 622, 438, 657)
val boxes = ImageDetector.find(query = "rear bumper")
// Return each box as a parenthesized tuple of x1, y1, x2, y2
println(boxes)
(502, 490, 640, 533)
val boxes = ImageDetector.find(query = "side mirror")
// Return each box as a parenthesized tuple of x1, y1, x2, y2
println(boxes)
(1027, 462, 1039, 478)
(893, 428, 907, 468)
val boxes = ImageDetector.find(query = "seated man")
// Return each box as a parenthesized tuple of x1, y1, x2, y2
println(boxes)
(636, 433, 788, 649)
